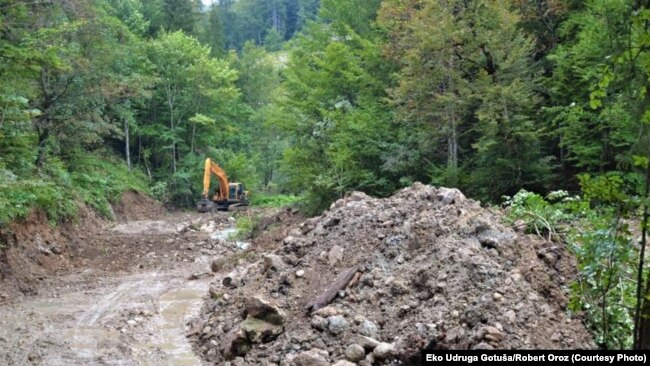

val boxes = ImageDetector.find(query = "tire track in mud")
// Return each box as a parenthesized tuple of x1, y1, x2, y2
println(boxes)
(0, 214, 242, 366)
(77, 279, 146, 326)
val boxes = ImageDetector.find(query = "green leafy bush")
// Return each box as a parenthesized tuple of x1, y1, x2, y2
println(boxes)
(504, 182, 637, 349)
(231, 214, 257, 240)
(502, 189, 584, 240)
(0, 180, 77, 225)
(68, 152, 150, 218)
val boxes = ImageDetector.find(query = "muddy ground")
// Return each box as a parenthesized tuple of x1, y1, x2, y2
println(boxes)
(0, 191, 263, 366)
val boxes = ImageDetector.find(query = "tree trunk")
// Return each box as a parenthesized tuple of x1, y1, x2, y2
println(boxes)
(446, 114, 458, 185)
(138, 134, 142, 165)
(635, 169, 650, 349)
(191, 122, 197, 155)
(445, 55, 458, 185)
(124, 117, 131, 171)
(272, 2, 278, 30)
(168, 92, 176, 174)
(35, 128, 49, 168)
(634, 132, 650, 349)
(634, 90, 650, 349)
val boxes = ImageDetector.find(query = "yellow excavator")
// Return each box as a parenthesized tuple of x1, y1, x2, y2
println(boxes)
(197, 158, 249, 212)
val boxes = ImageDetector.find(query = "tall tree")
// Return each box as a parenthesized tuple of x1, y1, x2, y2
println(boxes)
(378, 0, 552, 199)
(146, 31, 238, 174)
(162, 0, 198, 33)
(278, 0, 397, 211)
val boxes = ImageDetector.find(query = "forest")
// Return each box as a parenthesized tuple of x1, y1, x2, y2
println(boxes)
(2, 0, 650, 350)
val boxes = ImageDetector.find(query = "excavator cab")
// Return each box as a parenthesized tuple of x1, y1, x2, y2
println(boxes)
(197, 158, 249, 212)
(229, 183, 247, 202)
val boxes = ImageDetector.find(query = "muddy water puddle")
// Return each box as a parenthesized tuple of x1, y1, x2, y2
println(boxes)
(155, 284, 209, 365)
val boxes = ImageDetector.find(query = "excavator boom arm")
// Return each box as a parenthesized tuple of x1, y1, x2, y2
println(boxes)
(202, 158, 229, 201)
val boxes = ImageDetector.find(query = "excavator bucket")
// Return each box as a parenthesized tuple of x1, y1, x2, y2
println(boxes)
(196, 199, 215, 213)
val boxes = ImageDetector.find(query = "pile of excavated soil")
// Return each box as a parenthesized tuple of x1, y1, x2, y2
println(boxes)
(0, 206, 102, 298)
(190, 183, 594, 365)
(113, 190, 165, 221)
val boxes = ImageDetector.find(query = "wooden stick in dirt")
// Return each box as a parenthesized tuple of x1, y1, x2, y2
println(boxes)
(306, 265, 359, 313)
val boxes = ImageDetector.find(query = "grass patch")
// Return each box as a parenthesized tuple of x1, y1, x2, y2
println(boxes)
(229, 214, 257, 240)
(251, 193, 302, 208)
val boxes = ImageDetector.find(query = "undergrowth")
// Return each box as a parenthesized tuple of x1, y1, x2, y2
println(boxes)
(503, 178, 639, 349)
(251, 193, 302, 208)
(0, 150, 149, 226)
(231, 214, 258, 240)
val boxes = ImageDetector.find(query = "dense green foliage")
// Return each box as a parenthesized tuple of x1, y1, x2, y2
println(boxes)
(5, 0, 650, 349)
(505, 183, 637, 349)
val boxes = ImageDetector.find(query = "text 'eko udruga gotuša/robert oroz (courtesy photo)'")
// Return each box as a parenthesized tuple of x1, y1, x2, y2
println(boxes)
(421, 350, 647, 365)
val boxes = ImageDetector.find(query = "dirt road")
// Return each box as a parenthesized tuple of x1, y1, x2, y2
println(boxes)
(0, 212, 244, 366)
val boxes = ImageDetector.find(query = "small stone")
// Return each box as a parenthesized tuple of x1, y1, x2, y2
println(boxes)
(244, 297, 285, 325)
(223, 293, 231, 301)
(296, 270, 305, 278)
(358, 320, 379, 338)
(211, 258, 227, 272)
(328, 245, 344, 266)
(436, 187, 466, 205)
(504, 310, 516, 323)
(333, 361, 357, 366)
(312, 306, 340, 318)
(481, 326, 505, 342)
(551, 332, 562, 342)
(372, 342, 395, 360)
(327, 315, 349, 335)
(357, 335, 380, 351)
(345, 344, 365, 362)
(221, 326, 249, 360)
(263, 254, 285, 272)
(311, 316, 327, 331)
(293, 349, 329, 366)
(240, 317, 283, 343)
(120, 328, 127, 333)
(361, 352, 375, 366)
(472, 342, 494, 350)
(445, 326, 465, 343)
(127, 319, 137, 327)
(513, 219, 527, 233)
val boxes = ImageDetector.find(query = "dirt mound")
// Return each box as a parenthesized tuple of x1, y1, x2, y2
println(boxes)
(0, 191, 162, 302)
(0, 205, 102, 300)
(190, 183, 595, 364)
(112, 190, 165, 221)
